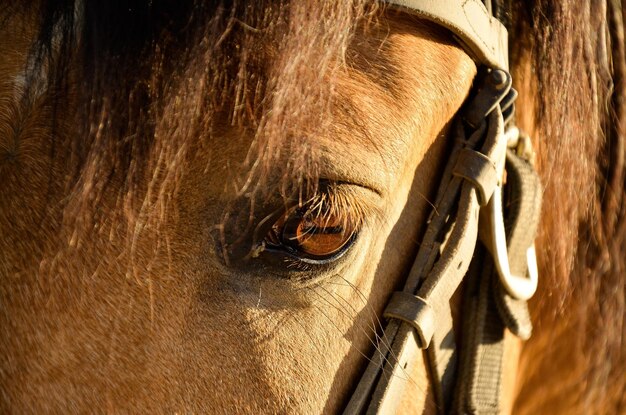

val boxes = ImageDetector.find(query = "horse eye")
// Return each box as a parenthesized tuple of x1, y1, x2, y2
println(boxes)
(265, 206, 357, 261)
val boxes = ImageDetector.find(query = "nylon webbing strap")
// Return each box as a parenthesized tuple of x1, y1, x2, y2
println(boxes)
(493, 149, 542, 339)
(453, 248, 505, 414)
(454, 150, 542, 413)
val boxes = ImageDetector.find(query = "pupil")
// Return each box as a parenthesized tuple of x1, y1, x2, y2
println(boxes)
(300, 224, 344, 235)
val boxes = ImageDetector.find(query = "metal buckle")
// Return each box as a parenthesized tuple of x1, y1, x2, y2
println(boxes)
(480, 126, 539, 301)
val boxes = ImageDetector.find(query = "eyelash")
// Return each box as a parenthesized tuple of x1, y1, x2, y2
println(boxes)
(257, 186, 367, 266)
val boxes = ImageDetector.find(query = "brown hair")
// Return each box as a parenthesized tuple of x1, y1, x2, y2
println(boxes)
(510, 1, 626, 412)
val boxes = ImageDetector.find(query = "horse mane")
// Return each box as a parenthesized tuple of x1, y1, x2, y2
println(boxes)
(4, 0, 626, 413)
(510, 1, 626, 412)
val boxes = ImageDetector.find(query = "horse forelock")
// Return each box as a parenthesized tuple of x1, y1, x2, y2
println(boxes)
(17, 1, 390, 251)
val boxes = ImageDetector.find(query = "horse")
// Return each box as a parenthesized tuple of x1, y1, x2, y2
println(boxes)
(1, 0, 624, 413)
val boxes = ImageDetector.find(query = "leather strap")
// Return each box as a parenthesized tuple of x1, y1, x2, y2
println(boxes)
(343, 3, 543, 414)
(344, 90, 509, 415)
(344, 67, 542, 413)
(385, 0, 509, 69)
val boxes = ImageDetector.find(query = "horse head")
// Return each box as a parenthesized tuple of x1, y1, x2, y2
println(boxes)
(1, 1, 624, 413)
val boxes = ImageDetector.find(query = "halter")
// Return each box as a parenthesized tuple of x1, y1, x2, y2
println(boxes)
(344, 1, 542, 414)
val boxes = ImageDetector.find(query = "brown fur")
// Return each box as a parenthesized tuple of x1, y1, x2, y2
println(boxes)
(0, 1, 624, 413)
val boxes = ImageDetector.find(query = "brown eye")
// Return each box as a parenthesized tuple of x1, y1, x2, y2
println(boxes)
(265, 207, 357, 261)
